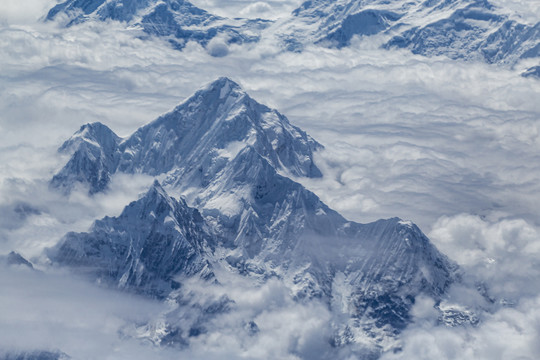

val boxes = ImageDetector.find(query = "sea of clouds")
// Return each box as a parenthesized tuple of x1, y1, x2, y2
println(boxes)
(1, 0, 539, 358)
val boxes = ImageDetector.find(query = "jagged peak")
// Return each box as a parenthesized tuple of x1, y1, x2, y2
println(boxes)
(192, 77, 247, 105)
(147, 179, 172, 200)
(139, 76, 320, 156)
(142, 77, 249, 132)
(6, 251, 34, 269)
(139, 179, 174, 205)
(77, 122, 119, 140)
(59, 121, 120, 153)
(204, 76, 243, 92)
(77, 121, 113, 133)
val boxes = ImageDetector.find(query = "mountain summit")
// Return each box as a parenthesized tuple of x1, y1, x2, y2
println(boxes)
(49, 180, 214, 297)
(51, 77, 322, 195)
(51, 122, 121, 194)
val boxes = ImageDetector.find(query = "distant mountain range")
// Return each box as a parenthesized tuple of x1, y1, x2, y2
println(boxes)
(46, 0, 539, 69)
(46, 0, 271, 51)
(290, 0, 540, 65)
(46, 78, 467, 354)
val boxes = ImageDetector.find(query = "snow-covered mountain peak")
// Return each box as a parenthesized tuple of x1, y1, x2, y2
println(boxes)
(118, 77, 322, 180)
(283, 0, 540, 64)
(50, 180, 214, 297)
(157, 77, 251, 130)
(135, 179, 177, 211)
(59, 121, 120, 154)
(46, 0, 270, 52)
(200, 76, 243, 97)
(51, 122, 121, 194)
(51, 77, 323, 194)
(48, 77, 461, 348)
(46, 0, 214, 24)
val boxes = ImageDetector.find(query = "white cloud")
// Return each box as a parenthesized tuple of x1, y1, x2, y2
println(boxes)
(4, 20, 538, 231)
(429, 214, 540, 301)
(190, 0, 301, 20)
(0, 0, 58, 25)
(154, 275, 336, 360)
(206, 35, 230, 57)
(381, 293, 540, 360)
(240, 2, 273, 17)
(0, 265, 171, 359)
(490, 0, 540, 25)
(0, 173, 155, 260)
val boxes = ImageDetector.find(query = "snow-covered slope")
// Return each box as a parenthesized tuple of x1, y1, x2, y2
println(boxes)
(45, 0, 539, 66)
(51, 77, 322, 195)
(523, 65, 540, 78)
(385, 0, 540, 65)
(50, 122, 121, 194)
(286, 0, 540, 65)
(49, 180, 214, 297)
(50, 78, 458, 350)
(45, 0, 271, 50)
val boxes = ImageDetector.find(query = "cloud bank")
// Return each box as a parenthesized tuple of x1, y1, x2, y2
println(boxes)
(0, 265, 171, 359)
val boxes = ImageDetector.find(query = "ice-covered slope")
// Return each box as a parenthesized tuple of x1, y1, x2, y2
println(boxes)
(286, 0, 540, 65)
(49, 180, 215, 297)
(45, 0, 271, 50)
